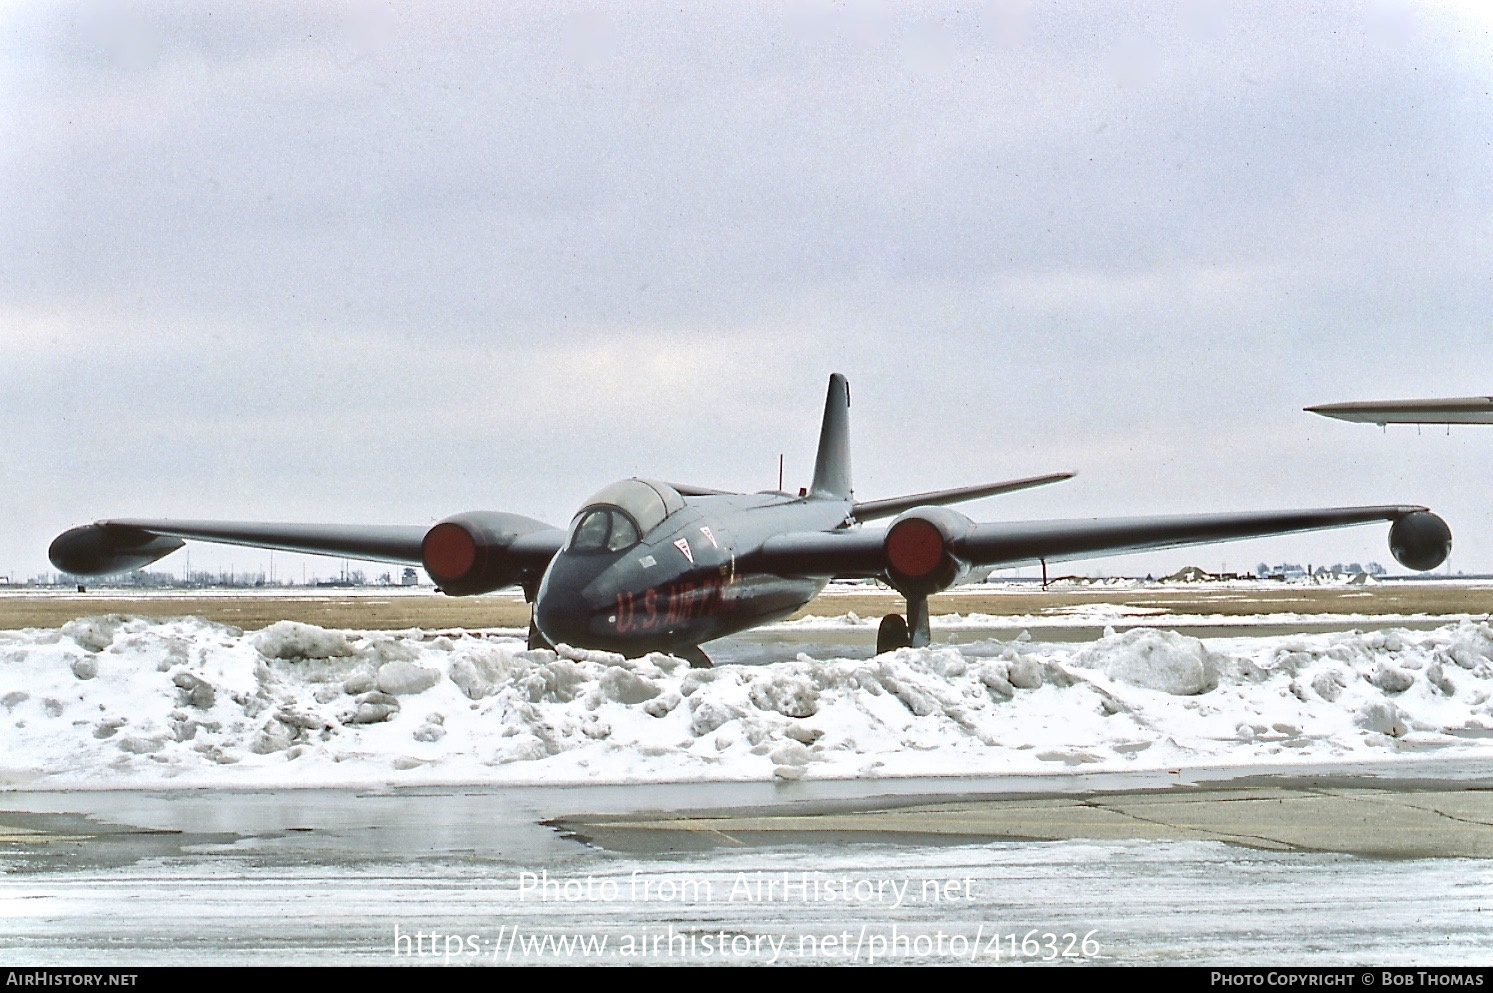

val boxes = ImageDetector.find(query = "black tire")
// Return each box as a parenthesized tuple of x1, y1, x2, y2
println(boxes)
(877, 614, 910, 654)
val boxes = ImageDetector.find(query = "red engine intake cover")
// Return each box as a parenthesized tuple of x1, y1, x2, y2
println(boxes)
(422, 521, 478, 583)
(882, 506, 972, 597)
(885, 517, 947, 578)
(419, 510, 556, 598)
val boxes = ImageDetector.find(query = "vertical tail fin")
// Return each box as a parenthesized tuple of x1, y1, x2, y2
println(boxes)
(810, 373, 853, 499)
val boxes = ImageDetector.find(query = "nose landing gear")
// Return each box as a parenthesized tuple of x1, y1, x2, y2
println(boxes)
(522, 581, 554, 652)
(675, 646, 713, 669)
(527, 618, 555, 652)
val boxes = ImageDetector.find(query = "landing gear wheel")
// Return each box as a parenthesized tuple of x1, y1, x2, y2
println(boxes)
(877, 614, 911, 654)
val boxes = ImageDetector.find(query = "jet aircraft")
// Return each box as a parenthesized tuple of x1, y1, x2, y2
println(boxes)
(51, 375, 1454, 665)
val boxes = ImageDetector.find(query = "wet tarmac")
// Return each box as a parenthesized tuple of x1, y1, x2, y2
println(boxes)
(554, 775, 1493, 859)
(3, 763, 1493, 965)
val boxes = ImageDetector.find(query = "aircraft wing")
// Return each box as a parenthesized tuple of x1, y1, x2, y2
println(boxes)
(94, 519, 432, 564)
(955, 506, 1427, 568)
(1306, 397, 1493, 425)
(49, 514, 568, 592)
(752, 504, 1440, 579)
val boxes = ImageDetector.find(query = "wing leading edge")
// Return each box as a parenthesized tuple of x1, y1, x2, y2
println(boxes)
(100, 519, 432, 564)
(49, 515, 568, 586)
(959, 506, 1427, 568)
(751, 504, 1439, 579)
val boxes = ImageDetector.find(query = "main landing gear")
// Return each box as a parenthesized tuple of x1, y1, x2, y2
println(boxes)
(876, 594, 932, 654)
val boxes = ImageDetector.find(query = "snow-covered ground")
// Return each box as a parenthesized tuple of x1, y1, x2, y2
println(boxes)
(5, 607, 1493, 790)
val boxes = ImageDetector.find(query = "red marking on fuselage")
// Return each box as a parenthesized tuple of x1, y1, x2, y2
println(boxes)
(613, 573, 731, 634)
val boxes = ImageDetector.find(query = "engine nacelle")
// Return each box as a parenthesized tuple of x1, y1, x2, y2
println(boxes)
(883, 506, 974, 597)
(1389, 511, 1452, 572)
(422, 511, 552, 597)
(49, 525, 185, 578)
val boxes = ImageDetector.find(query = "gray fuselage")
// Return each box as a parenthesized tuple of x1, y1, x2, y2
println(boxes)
(534, 492, 851, 654)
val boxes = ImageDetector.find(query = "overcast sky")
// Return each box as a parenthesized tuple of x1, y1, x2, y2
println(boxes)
(5, 0, 1493, 582)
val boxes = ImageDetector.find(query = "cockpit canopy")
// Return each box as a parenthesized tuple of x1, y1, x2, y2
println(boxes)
(566, 478, 685, 553)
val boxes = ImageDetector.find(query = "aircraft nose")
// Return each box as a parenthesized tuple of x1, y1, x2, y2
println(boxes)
(533, 552, 614, 648)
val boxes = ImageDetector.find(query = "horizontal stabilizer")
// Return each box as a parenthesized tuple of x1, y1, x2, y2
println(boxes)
(853, 472, 1074, 522)
(664, 482, 741, 497)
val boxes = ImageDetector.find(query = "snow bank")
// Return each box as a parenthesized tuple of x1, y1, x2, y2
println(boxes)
(1069, 629, 1220, 695)
(3, 615, 1493, 788)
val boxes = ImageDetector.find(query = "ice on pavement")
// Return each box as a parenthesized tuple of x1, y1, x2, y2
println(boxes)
(4, 614, 1493, 788)
(775, 607, 1455, 629)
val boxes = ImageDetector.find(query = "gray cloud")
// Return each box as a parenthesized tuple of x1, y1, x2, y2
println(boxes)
(4, 1, 1493, 578)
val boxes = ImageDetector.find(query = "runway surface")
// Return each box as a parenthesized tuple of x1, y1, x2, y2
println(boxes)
(3, 766, 1493, 966)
